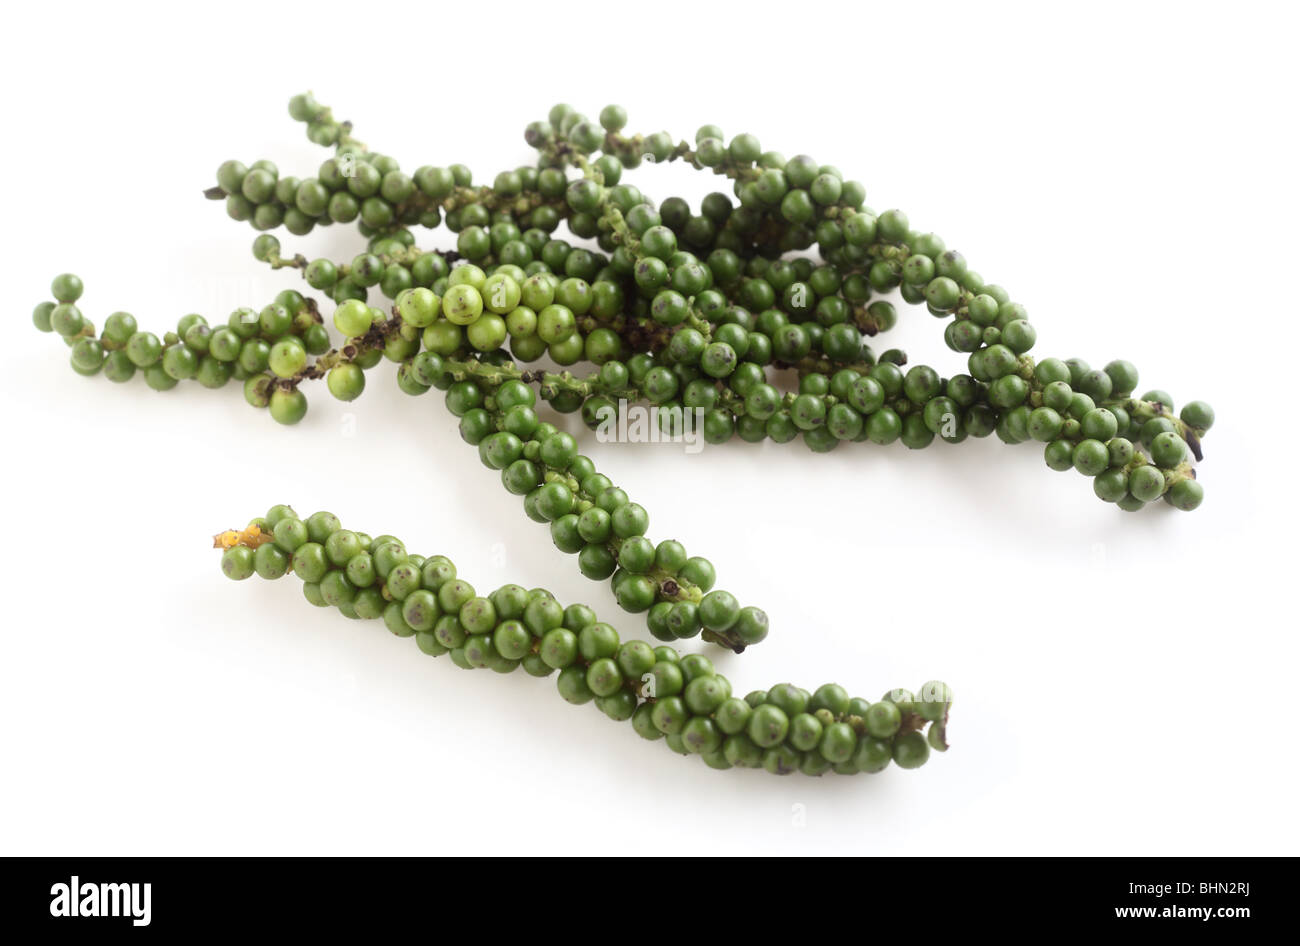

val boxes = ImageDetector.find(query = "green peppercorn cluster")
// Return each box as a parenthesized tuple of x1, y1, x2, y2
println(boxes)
(33, 91, 1220, 776)
(219, 504, 946, 775)
(37, 92, 1213, 512)
(228, 93, 1212, 509)
(34, 274, 334, 420)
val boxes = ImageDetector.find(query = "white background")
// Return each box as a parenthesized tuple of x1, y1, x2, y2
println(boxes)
(2, 0, 1297, 856)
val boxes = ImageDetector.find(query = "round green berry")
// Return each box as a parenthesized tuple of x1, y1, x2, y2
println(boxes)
(269, 388, 308, 425)
(333, 299, 374, 337)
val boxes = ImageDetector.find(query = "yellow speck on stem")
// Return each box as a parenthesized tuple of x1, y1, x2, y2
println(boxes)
(212, 524, 275, 550)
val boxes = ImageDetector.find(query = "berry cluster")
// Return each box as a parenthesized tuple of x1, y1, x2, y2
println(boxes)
(33, 92, 1219, 775)
(218, 507, 946, 775)
(54, 93, 1212, 511)
(35, 277, 331, 421)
